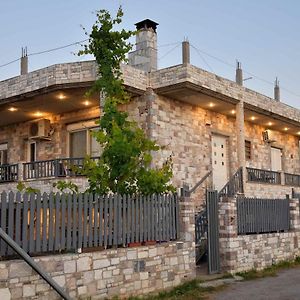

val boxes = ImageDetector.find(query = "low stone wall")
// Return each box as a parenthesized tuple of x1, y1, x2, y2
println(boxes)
(0, 177, 89, 194)
(0, 241, 195, 300)
(219, 196, 300, 273)
(244, 182, 300, 198)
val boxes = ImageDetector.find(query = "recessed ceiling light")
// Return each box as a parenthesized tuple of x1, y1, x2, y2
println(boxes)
(284, 127, 289, 131)
(250, 116, 256, 121)
(297, 132, 300, 135)
(8, 107, 18, 112)
(83, 100, 91, 106)
(209, 102, 215, 108)
(231, 109, 236, 114)
(268, 122, 273, 126)
(57, 93, 66, 100)
(33, 111, 43, 117)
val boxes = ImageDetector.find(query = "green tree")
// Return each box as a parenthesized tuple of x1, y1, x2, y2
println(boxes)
(78, 7, 175, 195)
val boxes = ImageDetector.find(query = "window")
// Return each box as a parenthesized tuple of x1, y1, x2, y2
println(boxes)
(245, 140, 251, 160)
(70, 130, 87, 158)
(69, 127, 101, 158)
(0, 143, 8, 165)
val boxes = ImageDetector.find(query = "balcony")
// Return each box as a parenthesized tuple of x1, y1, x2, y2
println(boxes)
(247, 167, 300, 187)
(0, 157, 99, 184)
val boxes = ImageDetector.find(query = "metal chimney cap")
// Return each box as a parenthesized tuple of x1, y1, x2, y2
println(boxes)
(135, 19, 159, 32)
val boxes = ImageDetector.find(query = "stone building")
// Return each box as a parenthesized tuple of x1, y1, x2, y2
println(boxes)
(1, 19, 300, 209)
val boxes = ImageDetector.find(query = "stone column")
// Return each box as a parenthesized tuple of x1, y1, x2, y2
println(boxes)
(144, 87, 157, 141)
(219, 196, 238, 273)
(236, 101, 246, 180)
(179, 196, 195, 243)
(289, 197, 300, 231)
(179, 195, 196, 277)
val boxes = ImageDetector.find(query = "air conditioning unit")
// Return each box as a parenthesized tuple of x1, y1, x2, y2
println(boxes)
(262, 130, 276, 143)
(29, 119, 51, 139)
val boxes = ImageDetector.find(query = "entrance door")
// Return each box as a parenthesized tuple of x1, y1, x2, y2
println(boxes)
(212, 135, 228, 191)
(271, 147, 282, 171)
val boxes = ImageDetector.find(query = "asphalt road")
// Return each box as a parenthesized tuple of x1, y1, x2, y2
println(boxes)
(212, 267, 300, 300)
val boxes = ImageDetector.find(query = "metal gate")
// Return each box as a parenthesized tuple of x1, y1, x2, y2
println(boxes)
(195, 190, 220, 274)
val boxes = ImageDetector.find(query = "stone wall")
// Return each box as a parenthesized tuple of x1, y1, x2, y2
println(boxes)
(0, 177, 89, 194)
(149, 94, 238, 208)
(0, 62, 147, 101)
(219, 196, 300, 273)
(244, 182, 300, 198)
(0, 241, 194, 300)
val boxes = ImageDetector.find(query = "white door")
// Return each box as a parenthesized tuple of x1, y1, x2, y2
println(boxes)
(212, 135, 228, 191)
(271, 147, 282, 171)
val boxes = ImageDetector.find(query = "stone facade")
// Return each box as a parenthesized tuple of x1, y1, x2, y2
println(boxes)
(219, 196, 300, 273)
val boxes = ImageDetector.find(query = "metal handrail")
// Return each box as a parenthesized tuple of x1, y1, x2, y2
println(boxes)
(218, 167, 244, 197)
(181, 171, 212, 197)
(0, 228, 72, 300)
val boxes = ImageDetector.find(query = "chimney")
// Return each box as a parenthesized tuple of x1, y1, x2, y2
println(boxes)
(182, 39, 190, 65)
(128, 19, 158, 72)
(274, 77, 280, 101)
(236, 61, 243, 86)
(20, 47, 28, 75)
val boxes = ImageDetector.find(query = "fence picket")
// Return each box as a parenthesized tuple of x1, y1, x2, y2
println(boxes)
(88, 193, 94, 248)
(78, 193, 83, 249)
(7, 192, 14, 255)
(127, 195, 131, 244)
(72, 193, 78, 249)
(83, 194, 88, 248)
(15, 192, 22, 248)
(118, 194, 122, 245)
(66, 194, 72, 250)
(22, 193, 29, 252)
(48, 193, 54, 251)
(99, 195, 104, 246)
(139, 195, 143, 243)
(113, 194, 118, 246)
(60, 193, 66, 250)
(94, 194, 99, 247)
(36, 193, 42, 253)
(108, 194, 113, 246)
(104, 195, 108, 248)
(122, 195, 127, 246)
(42, 193, 48, 252)
(54, 193, 60, 251)
(0, 192, 7, 255)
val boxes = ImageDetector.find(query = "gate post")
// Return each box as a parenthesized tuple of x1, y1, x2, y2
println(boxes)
(179, 195, 195, 243)
(179, 195, 196, 277)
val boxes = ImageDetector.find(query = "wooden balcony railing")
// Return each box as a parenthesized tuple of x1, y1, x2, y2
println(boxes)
(246, 167, 281, 185)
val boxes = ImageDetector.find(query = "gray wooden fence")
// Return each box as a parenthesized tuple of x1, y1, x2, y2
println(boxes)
(237, 197, 290, 235)
(0, 192, 179, 258)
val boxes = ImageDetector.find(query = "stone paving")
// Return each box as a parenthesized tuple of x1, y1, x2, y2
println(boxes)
(212, 266, 300, 300)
